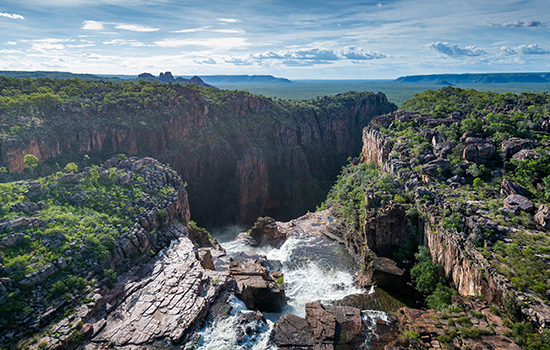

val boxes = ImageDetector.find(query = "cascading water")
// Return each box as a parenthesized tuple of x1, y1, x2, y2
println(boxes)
(192, 227, 400, 349)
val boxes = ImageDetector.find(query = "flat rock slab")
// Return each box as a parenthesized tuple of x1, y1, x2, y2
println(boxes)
(91, 236, 229, 347)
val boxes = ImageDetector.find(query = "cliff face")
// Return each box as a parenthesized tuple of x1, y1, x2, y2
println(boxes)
(1, 88, 396, 226)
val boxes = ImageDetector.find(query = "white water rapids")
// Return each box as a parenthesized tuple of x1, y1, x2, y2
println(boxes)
(189, 229, 391, 350)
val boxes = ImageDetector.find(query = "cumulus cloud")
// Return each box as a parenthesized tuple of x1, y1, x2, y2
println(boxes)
(82, 20, 104, 30)
(428, 42, 486, 56)
(0, 12, 24, 20)
(115, 24, 159, 32)
(496, 20, 543, 28)
(194, 58, 216, 65)
(501, 44, 550, 55)
(225, 46, 387, 66)
(217, 18, 241, 23)
(103, 39, 147, 47)
(6, 41, 17, 45)
(28, 38, 69, 52)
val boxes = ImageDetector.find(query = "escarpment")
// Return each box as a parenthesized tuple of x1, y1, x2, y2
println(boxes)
(0, 78, 397, 226)
(323, 87, 550, 332)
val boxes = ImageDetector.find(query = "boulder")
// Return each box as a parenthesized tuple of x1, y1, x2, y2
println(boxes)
(503, 194, 535, 213)
(535, 204, 550, 229)
(303, 303, 365, 347)
(461, 137, 495, 164)
(421, 159, 450, 177)
(271, 313, 315, 348)
(197, 248, 215, 271)
(433, 141, 454, 159)
(500, 179, 530, 198)
(501, 137, 540, 159)
(0, 232, 28, 248)
(237, 217, 286, 247)
(354, 257, 406, 290)
(229, 260, 286, 312)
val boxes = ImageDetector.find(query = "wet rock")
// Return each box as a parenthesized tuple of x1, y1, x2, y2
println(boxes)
(421, 159, 450, 177)
(271, 313, 315, 348)
(501, 137, 540, 159)
(535, 204, 550, 229)
(234, 310, 266, 343)
(500, 179, 530, 198)
(306, 302, 336, 345)
(503, 194, 535, 213)
(355, 257, 406, 290)
(461, 137, 495, 164)
(237, 216, 286, 248)
(229, 260, 286, 313)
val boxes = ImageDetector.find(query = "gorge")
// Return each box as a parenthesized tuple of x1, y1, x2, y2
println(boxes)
(2, 79, 550, 350)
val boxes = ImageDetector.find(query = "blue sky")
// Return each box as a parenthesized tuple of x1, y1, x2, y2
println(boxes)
(0, 0, 549, 79)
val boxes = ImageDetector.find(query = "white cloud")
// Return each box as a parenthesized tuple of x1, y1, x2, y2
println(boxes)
(427, 41, 486, 56)
(27, 39, 70, 53)
(225, 46, 387, 67)
(194, 58, 216, 65)
(154, 37, 249, 49)
(172, 26, 210, 33)
(0, 12, 24, 20)
(217, 18, 241, 23)
(6, 41, 17, 45)
(211, 29, 244, 34)
(501, 43, 550, 55)
(82, 20, 104, 30)
(115, 24, 160, 32)
(103, 39, 147, 47)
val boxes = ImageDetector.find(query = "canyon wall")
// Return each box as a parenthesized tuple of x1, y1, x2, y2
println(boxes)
(0, 89, 396, 226)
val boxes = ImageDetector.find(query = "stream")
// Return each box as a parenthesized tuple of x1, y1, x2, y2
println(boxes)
(188, 225, 406, 350)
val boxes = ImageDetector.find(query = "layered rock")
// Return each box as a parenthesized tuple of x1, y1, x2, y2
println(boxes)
(271, 303, 368, 349)
(88, 234, 230, 347)
(236, 216, 286, 247)
(1, 89, 396, 226)
(228, 260, 286, 312)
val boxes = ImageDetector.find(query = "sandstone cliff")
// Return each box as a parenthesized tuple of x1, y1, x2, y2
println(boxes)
(0, 80, 396, 226)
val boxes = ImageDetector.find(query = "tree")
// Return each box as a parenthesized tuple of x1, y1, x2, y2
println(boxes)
(23, 154, 38, 175)
(64, 162, 78, 173)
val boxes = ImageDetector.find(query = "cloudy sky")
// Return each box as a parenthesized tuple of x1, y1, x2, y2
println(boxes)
(0, 0, 549, 79)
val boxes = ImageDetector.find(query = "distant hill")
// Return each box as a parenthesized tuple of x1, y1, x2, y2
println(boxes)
(0, 70, 118, 81)
(0, 70, 212, 88)
(191, 75, 292, 84)
(395, 73, 550, 84)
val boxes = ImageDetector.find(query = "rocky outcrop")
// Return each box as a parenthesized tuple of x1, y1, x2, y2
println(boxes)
(421, 159, 450, 177)
(501, 137, 540, 159)
(503, 194, 535, 213)
(398, 296, 521, 350)
(354, 257, 407, 290)
(1, 88, 396, 226)
(271, 303, 367, 349)
(460, 137, 496, 164)
(362, 129, 392, 166)
(88, 234, 230, 347)
(535, 204, 550, 229)
(237, 216, 286, 247)
(228, 260, 286, 312)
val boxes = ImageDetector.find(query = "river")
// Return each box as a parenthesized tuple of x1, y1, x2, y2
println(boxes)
(185, 224, 405, 350)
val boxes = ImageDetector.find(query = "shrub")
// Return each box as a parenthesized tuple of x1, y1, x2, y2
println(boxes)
(426, 283, 457, 310)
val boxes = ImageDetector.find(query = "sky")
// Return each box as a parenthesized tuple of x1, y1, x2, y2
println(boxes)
(0, 0, 549, 79)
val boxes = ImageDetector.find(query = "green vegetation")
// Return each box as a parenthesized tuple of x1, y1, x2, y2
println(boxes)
(0, 159, 177, 331)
